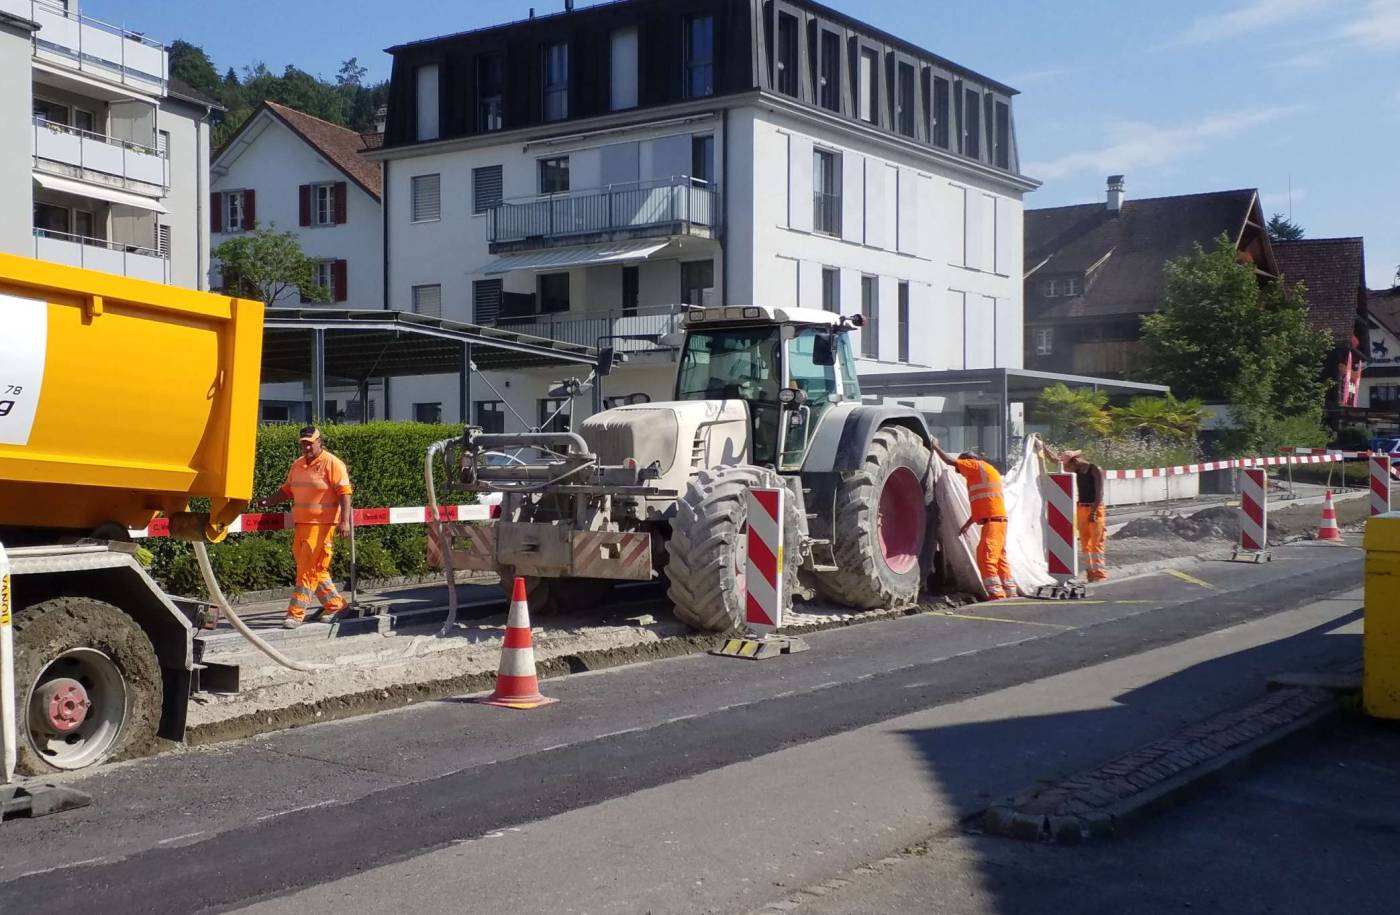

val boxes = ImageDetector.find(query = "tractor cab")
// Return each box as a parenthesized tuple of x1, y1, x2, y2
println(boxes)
(674, 306, 863, 469)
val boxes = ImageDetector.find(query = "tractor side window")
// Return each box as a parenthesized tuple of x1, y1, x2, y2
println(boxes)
(780, 328, 840, 469)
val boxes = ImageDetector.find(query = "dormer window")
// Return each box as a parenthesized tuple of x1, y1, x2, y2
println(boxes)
(1065, 276, 1081, 296)
(1042, 279, 1058, 298)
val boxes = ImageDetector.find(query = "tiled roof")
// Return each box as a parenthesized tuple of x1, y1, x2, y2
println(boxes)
(167, 76, 226, 111)
(1367, 286, 1400, 338)
(261, 101, 382, 200)
(1273, 238, 1366, 343)
(1024, 189, 1260, 320)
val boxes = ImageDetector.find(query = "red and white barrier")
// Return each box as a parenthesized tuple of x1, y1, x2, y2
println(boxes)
(1103, 451, 1348, 481)
(1238, 468, 1268, 553)
(744, 488, 785, 635)
(129, 503, 495, 539)
(1371, 455, 1393, 516)
(1045, 472, 1078, 582)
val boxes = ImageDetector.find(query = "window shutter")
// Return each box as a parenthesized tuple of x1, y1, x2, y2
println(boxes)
(209, 192, 222, 233)
(242, 190, 256, 230)
(472, 166, 503, 215)
(412, 284, 443, 317)
(334, 182, 347, 224)
(298, 185, 311, 227)
(332, 259, 348, 302)
(472, 279, 503, 323)
(411, 174, 441, 221)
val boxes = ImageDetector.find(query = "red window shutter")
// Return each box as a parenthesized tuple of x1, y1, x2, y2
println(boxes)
(242, 189, 256, 230)
(332, 259, 348, 303)
(334, 182, 347, 224)
(209, 192, 222, 233)
(298, 185, 311, 227)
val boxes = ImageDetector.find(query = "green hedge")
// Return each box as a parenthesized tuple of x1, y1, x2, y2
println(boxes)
(147, 422, 466, 597)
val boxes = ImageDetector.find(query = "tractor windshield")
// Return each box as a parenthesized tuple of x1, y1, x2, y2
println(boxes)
(676, 326, 783, 465)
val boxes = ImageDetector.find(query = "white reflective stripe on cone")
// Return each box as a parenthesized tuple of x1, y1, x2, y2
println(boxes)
(506, 599, 531, 630)
(498, 647, 538, 677)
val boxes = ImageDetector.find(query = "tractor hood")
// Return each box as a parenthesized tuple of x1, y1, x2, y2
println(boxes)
(580, 400, 750, 513)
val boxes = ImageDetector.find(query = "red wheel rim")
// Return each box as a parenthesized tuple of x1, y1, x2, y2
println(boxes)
(878, 466, 925, 574)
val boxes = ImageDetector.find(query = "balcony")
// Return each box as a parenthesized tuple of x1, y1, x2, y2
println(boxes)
(33, 117, 167, 191)
(489, 177, 719, 252)
(491, 305, 683, 356)
(2, 0, 167, 95)
(34, 228, 167, 283)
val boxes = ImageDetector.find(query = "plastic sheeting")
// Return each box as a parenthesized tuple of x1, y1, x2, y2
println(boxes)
(1002, 434, 1055, 592)
(933, 460, 987, 596)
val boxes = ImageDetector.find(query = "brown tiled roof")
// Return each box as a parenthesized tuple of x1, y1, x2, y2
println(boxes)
(1024, 189, 1261, 321)
(260, 101, 382, 200)
(1367, 286, 1400, 338)
(1273, 238, 1367, 344)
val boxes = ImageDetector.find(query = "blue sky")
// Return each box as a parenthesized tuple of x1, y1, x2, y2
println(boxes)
(89, 0, 1400, 287)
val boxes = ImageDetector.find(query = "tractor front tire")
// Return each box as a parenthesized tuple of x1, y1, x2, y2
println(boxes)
(666, 465, 803, 632)
(815, 426, 933, 610)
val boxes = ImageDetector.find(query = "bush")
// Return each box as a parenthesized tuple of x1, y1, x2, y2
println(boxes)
(1045, 434, 1202, 471)
(146, 422, 466, 597)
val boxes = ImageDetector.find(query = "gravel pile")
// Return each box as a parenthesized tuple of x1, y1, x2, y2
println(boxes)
(1118, 506, 1239, 542)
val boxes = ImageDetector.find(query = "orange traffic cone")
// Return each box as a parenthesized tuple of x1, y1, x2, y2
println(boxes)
(1316, 490, 1342, 542)
(478, 577, 557, 709)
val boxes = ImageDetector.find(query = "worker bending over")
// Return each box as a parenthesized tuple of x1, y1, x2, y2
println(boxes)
(1040, 444, 1108, 582)
(932, 441, 1016, 600)
(253, 426, 354, 628)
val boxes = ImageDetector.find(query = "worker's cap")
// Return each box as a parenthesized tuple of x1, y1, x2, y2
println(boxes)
(298, 426, 321, 444)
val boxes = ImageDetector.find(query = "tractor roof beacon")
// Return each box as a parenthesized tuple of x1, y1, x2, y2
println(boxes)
(431, 306, 938, 634)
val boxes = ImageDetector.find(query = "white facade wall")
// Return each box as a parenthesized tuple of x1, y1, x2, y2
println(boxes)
(211, 115, 382, 307)
(0, 19, 34, 257)
(158, 99, 212, 290)
(736, 105, 1024, 376)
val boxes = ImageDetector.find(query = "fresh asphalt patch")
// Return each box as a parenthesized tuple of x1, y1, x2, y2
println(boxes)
(0, 542, 1364, 914)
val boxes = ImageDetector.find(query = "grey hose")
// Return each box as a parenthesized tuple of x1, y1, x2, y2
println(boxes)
(194, 540, 329, 673)
(426, 439, 459, 635)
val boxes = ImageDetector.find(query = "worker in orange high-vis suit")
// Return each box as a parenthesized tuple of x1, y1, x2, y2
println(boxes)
(932, 441, 1016, 600)
(1041, 444, 1109, 582)
(253, 426, 354, 628)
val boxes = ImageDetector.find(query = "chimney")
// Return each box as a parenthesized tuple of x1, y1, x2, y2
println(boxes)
(1106, 175, 1125, 215)
(565, 0, 574, 9)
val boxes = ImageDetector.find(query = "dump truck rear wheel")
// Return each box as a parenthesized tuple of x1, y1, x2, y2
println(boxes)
(815, 426, 932, 610)
(11, 597, 163, 775)
(495, 568, 614, 616)
(666, 465, 803, 632)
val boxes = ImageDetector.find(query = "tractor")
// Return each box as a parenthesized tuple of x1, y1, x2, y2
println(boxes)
(432, 305, 939, 632)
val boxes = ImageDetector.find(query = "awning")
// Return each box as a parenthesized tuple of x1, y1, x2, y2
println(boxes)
(481, 240, 669, 275)
(33, 172, 168, 213)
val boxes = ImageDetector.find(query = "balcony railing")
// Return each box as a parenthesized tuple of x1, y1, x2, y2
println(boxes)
(813, 191, 842, 236)
(489, 176, 719, 245)
(491, 305, 683, 354)
(33, 117, 167, 190)
(2, 0, 168, 94)
(33, 228, 167, 283)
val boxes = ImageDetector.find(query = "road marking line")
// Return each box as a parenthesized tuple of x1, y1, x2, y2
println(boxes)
(931, 611, 1072, 630)
(1164, 569, 1216, 590)
(256, 799, 337, 822)
(17, 856, 111, 878)
(157, 831, 205, 845)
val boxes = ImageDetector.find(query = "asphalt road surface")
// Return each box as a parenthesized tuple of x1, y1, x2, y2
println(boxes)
(0, 538, 1367, 914)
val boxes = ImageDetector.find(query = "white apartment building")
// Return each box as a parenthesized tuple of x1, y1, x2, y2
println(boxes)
(0, 0, 219, 288)
(210, 101, 385, 422)
(366, 0, 1036, 432)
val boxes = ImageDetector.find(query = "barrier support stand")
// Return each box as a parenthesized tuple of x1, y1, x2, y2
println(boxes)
(1036, 472, 1087, 600)
(1231, 467, 1272, 563)
(712, 487, 810, 661)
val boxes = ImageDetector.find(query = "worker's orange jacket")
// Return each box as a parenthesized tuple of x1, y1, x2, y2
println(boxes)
(280, 451, 353, 525)
(955, 458, 1007, 522)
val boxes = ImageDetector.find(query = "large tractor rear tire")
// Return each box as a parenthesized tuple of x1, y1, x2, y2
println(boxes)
(815, 426, 932, 610)
(666, 465, 803, 632)
(495, 567, 614, 617)
(12, 597, 163, 775)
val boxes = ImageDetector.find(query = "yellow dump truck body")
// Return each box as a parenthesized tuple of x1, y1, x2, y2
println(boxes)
(0, 253, 264, 534)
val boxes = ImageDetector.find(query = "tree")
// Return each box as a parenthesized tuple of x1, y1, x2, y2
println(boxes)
(1035, 383, 1112, 442)
(337, 57, 368, 87)
(212, 228, 329, 306)
(1267, 212, 1305, 242)
(169, 40, 220, 97)
(1111, 394, 1208, 444)
(1140, 235, 1331, 452)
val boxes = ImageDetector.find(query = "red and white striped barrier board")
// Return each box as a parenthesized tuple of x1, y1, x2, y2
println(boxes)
(1045, 472, 1078, 581)
(745, 488, 785, 635)
(128, 504, 494, 539)
(1371, 455, 1392, 516)
(1239, 468, 1268, 552)
(1103, 451, 1348, 481)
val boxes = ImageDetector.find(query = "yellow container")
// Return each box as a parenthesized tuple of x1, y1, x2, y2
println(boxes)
(1364, 513, 1400, 718)
(0, 253, 264, 536)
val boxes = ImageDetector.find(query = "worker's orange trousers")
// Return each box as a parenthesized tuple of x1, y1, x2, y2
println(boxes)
(1077, 505, 1108, 582)
(977, 519, 1016, 598)
(288, 523, 347, 621)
